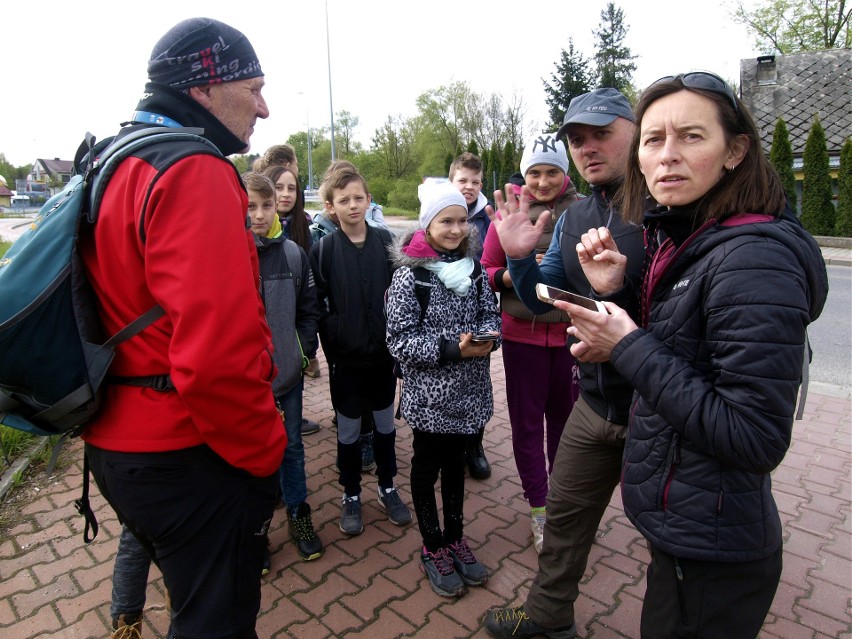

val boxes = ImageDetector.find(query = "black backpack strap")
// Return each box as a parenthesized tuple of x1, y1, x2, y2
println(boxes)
(74, 451, 99, 543)
(411, 267, 433, 324)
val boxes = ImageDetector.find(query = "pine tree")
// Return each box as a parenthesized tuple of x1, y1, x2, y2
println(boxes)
(502, 141, 518, 187)
(769, 118, 797, 214)
(800, 116, 836, 236)
(542, 38, 596, 130)
(568, 161, 591, 197)
(467, 140, 480, 156)
(593, 2, 637, 92)
(835, 138, 852, 237)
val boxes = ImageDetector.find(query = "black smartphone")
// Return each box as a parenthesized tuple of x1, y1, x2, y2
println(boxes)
(471, 333, 498, 342)
(535, 283, 607, 313)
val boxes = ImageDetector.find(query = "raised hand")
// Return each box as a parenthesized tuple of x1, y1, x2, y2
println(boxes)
(576, 227, 628, 296)
(488, 185, 552, 259)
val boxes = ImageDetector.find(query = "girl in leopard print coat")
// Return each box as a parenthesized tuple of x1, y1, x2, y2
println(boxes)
(385, 183, 501, 597)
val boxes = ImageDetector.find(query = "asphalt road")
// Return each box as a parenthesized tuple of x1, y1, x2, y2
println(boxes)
(809, 264, 852, 390)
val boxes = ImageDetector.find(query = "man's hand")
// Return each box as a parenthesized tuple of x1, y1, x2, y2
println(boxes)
(576, 227, 628, 296)
(555, 300, 637, 363)
(488, 185, 551, 259)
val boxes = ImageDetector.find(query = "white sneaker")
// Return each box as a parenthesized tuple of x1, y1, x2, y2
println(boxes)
(531, 508, 546, 554)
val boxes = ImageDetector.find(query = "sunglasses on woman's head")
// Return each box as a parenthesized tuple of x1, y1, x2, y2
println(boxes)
(652, 71, 738, 112)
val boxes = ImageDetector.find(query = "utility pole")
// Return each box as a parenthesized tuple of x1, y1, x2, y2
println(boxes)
(325, 0, 336, 161)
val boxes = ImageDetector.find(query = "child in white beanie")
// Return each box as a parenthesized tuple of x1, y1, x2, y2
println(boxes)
(386, 181, 502, 598)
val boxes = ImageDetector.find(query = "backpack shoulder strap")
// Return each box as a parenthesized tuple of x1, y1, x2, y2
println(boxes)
(282, 239, 303, 292)
(412, 266, 432, 324)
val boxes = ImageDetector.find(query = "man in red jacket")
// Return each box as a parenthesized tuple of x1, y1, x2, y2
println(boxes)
(80, 18, 286, 639)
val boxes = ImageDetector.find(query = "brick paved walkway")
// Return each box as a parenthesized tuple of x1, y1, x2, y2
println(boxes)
(1, 349, 850, 638)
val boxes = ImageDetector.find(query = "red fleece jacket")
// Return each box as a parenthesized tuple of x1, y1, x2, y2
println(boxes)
(80, 152, 286, 477)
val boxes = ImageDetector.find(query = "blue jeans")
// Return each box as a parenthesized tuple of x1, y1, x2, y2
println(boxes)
(277, 380, 307, 508)
(110, 524, 151, 619)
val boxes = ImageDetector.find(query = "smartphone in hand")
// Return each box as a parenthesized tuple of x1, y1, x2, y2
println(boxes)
(471, 332, 498, 342)
(535, 283, 607, 313)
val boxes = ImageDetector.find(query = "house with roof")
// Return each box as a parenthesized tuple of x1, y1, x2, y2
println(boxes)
(25, 157, 75, 198)
(739, 48, 851, 213)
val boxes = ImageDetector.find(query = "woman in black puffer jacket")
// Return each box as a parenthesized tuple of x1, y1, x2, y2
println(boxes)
(558, 72, 828, 638)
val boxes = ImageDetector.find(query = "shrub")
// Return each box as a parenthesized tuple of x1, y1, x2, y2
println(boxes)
(800, 116, 836, 236)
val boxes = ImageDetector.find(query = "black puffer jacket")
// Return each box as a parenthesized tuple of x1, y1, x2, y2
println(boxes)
(612, 214, 828, 562)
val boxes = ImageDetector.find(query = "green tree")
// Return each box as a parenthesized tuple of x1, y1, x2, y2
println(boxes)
(593, 3, 637, 92)
(501, 141, 517, 186)
(371, 115, 419, 181)
(836, 138, 852, 236)
(542, 38, 596, 130)
(335, 110, 361, 158)
(732, 0, 851, 53)
(230, 155, 252, 174)
(769, 118, 797, 213)
(467, 140, 480, 156)
(569, 161, 591, 197)
(800, 116, 836, 235)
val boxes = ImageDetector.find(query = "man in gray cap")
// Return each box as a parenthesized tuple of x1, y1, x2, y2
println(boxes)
(482, 88, 645, 638)
(81, 18, 285, 639)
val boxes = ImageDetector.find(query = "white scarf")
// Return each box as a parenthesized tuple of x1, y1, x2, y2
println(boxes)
(423, 257, 475, 296)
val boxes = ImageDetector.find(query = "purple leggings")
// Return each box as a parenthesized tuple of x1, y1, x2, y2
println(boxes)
(502, 339, 579, 508)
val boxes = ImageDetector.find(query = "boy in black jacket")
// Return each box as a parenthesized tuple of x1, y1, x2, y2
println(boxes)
(310, 161, 411, 536)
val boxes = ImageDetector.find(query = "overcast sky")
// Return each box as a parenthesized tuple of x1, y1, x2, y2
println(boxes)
(1, 0, 761, 168)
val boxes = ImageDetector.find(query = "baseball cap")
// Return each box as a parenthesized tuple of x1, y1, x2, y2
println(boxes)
(555, 88, 635, 139)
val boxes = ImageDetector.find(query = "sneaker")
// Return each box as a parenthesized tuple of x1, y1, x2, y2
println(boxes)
(301, 418, 321, 435)
(339, 495, 363, 535)
(531, 507, 546, 554)
(483, 605, 577, 639)
(288, 502, 324, 561)
(465, 444, 491, 480)
(446, 537, 488, 585)
(112, 613, 143, 639)
(360, 432, 376, 472)
(378, 486, 412, 525)
(304, 357, 321, 378)
(419, 546, 465, 597)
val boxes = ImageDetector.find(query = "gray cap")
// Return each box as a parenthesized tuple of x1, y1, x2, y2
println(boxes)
(555, 88, 635, 139)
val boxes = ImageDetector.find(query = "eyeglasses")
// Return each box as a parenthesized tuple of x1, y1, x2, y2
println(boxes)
(652, 71, 738, 112)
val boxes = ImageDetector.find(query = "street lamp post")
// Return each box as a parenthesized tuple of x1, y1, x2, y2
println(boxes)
(325, 0, 336, 161)
(298, 91, 315, 191)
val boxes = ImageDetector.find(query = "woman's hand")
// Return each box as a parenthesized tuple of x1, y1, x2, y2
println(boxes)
(459, 333, 496, 358)
(555, 300, 637, 362)
(489, 185, 551, 259)
(576, 227, 628, 296)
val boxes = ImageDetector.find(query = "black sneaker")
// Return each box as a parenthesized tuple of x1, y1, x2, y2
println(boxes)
(446, 537, 488, 585)
(288, 502, 324, 561)
(483, 605, 577, 639)
(419, 546, 465, 598)
(377, 486, 412, 525)
(465, 444, 491, 480)
(339, 495, 363, 536)
(260, 541, 271, 576)
(301, 418, 321, 435)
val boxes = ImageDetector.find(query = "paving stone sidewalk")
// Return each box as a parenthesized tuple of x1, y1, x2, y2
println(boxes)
(1, 349, 850, 638)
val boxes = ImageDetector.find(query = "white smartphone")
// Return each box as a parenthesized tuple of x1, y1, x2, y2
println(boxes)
(535, 283, 607, 313)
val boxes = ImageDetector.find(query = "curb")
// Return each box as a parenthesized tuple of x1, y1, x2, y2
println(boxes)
(0, 437, 49, 502)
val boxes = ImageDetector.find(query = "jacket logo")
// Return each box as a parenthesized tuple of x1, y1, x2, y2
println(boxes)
(672, 278, 690, 291)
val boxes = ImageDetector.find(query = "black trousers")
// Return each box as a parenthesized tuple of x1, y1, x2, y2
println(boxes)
(87, 444, 278, 639)
(410, 429, 476, 551)
(641, 544, 783, 639)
